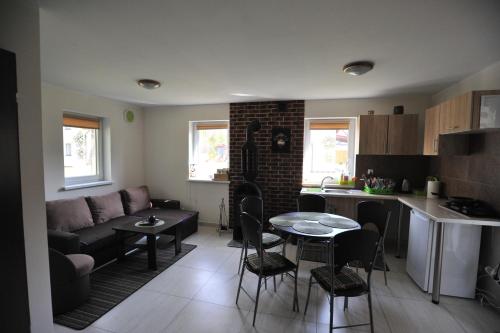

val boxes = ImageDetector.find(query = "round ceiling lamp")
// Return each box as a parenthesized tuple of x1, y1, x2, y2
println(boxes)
(342, 61, 374, 76)
(137, 79, 161, 89)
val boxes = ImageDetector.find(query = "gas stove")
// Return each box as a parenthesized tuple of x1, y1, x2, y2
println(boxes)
(441, 197, 496, 218)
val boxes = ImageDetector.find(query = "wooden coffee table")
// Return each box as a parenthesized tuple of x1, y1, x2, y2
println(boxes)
(113, 218, 183, 270)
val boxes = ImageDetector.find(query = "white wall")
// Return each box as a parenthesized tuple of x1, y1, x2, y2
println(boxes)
(0, 1, 54, 332)
(42, 83, 145, 200)
(433, 60, 500, 103)
(306, 94, 431, 151)
(144, 104, 229, 224)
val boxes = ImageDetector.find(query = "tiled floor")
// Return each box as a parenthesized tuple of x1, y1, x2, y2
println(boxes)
(55, 226, 500, 333)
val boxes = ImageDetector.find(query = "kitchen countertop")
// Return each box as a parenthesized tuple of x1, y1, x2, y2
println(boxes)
(301, 188, 500, 227)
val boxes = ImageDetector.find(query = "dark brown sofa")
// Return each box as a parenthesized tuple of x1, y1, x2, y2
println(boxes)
(46, 186, 198, 267)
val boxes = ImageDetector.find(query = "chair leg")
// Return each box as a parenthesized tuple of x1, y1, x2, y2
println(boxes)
(238, 246, 244, 275)
(264, 277, 267, 290)
(367, 292, 374, 333)
(293, 269, 300, 312)
(343, 297, 348, 311)
(382, 244, 388, 286)
(304, 275, 313, 316)
(281, 242, 286, 281)
(329, 292, 334, 333)
(236, 263, 245, 305)
(273, 275, 277, 292)
(253, 276, 263, 326)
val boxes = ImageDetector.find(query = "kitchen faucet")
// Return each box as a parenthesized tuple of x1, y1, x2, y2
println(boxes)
(320, 176, 334, 191)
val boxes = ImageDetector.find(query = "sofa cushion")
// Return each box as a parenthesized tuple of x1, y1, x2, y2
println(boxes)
(46, 197, 94, 232)
(86, 192, 125, 224)
(121, 186, 151, 215)
(75, 215, 142, 255)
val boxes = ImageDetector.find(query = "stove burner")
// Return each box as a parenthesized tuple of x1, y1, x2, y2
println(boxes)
(443, 198, 496, 218)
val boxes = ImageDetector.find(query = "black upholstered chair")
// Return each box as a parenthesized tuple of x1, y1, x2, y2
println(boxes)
(238, 196, 287, 283)
(297, 194, 326, 213)
(304, 229, 380, 333)
(49, 248, 95, 315)
(236, 212, 299, 326)
(297, 194, 329, 263)
(356, 201, 391, 285)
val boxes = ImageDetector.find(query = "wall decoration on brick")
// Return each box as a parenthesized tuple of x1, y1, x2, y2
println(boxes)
(229, 101, 305, 227)
(271, 127, 291, 153)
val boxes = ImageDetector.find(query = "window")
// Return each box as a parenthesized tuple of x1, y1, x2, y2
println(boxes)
(63, 115, 103, 185)
(303, 118, 356, 184)
(189, 121, 229, 180)
(64, 143, 72, 156)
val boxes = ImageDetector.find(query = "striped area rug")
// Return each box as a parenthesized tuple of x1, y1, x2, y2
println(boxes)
(54, 243, 196, 330)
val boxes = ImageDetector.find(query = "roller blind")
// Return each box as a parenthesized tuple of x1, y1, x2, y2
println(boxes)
(309, 121, 349, 130)
(196, 123, 228, 130)
(63, 116, 100, 129)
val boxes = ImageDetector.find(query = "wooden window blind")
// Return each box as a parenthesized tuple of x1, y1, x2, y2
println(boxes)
(63, 116, 100, 129)
(309, 122, 349, 130)
(196, 123, 228, 130)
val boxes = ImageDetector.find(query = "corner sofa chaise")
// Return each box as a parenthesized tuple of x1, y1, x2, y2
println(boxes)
(46, 186, 198, 267)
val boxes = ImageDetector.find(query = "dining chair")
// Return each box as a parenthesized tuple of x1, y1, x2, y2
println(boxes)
(356, 201, 392, 285)
(297, 194, 329, 263)
(238, 196, 286, 273)
(297, 194, 326, 213)
(303, 229, 380, 333)
(236, 212, 299, 326)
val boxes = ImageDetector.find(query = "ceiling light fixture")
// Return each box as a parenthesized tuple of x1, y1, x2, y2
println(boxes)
(231, 93, 254, 97)
(342, 61, 374, 76)
(137, 79, 161, 89)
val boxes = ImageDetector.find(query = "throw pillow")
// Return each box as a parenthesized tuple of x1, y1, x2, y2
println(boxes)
(86, 192, 125, 224)
(121, 185, 151, 215)
(46, 197, 94, 232)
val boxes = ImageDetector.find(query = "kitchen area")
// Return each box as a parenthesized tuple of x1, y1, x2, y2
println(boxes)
(302, 90, 500, 306)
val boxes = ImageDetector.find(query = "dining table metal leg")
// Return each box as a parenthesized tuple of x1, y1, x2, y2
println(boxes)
(432, 221, 445, 304)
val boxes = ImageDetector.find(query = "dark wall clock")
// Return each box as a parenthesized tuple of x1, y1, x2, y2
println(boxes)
(271, 127, 291, 153)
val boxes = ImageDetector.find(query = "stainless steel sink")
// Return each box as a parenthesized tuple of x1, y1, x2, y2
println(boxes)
(321, 188, 352, 194)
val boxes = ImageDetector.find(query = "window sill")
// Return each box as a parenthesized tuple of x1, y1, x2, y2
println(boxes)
(187, 179, 230, 184)
(61, 180, 113, 191)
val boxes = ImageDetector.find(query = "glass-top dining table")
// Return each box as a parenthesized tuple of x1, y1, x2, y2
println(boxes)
(269, 212, 360, 265)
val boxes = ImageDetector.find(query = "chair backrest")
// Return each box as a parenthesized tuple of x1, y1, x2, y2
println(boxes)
(240, 211, 263, 255)
(240, 195, 263, 223)
(356, 201, 391, 239)
(297, 194, 326, 213)
(333, 229, 380, 274)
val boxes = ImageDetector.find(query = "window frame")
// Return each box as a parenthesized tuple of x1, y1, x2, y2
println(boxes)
(63, 113, 104, 186)
(188, 120, 229, 181)
(303, 117, 357, 185)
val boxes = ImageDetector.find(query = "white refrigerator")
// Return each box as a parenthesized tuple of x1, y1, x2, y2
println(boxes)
(406, 209, 482, 299)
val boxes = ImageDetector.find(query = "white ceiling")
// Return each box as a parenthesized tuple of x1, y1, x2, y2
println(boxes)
(39, 0, 500, 106)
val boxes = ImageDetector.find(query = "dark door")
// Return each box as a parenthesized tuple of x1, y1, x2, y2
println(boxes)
(0, 48, 31, 332)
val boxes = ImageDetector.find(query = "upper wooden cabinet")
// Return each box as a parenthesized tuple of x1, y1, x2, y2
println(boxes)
(423, 105, 440, 155)
(423, 92, 475, 155)
(388, 114, 419, 155)
(358, 114, 418, 155)
(358, 115, 388, 155)
(439, 92, 472, 134)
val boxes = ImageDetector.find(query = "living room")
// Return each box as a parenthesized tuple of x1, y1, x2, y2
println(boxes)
(2, 1, 500, 333)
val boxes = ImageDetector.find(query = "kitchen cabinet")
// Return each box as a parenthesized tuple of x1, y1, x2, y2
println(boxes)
(423, 92, 474, 155)
(423, 105, 440, 155)
(358, 115, 388, 155)
(326, 197, 384, 220)
(358, 114, 418, 155)
(439, 92, 472, 134)
(387, 114, 419, 155)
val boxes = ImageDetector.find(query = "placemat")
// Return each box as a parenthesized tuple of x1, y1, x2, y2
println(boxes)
(292, 222, 333, 235)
